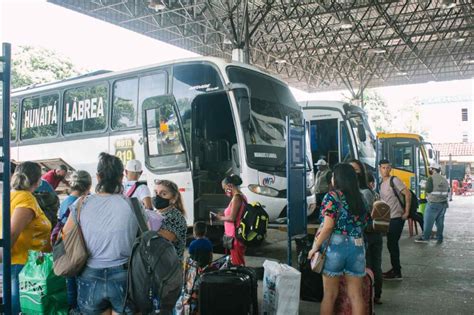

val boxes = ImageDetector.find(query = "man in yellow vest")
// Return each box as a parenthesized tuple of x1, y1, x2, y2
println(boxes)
(415, 162, 449, 244)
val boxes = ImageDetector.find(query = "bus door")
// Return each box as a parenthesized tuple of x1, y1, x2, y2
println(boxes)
(308, 114, 354, 169)
(142, 95, 194, 223)
(189, 90, 239, 222)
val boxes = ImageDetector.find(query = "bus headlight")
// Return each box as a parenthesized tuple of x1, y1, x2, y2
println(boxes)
(248, 185, 280, 197)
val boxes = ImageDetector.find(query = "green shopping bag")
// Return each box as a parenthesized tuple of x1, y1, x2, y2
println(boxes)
(19, 251, 68, 315)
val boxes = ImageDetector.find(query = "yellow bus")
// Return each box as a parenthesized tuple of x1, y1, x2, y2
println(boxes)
(376, 133, 430, 202)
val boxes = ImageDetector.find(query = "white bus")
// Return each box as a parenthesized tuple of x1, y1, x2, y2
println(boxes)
(10, 57, 316, 227)
(300, 101, 377, 171)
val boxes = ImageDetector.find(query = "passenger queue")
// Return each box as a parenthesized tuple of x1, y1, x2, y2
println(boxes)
(6, 152, 450, 315)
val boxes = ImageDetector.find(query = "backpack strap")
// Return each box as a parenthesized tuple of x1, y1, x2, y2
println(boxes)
(390, 176, 405, 209)
(126, 181, 146, 198)
(125, 196, 149, 234)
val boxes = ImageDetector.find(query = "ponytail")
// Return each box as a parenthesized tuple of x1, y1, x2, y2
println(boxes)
(11, 162, 41, 191)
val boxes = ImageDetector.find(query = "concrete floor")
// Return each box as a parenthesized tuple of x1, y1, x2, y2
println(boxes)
(243, 194, 474, 314)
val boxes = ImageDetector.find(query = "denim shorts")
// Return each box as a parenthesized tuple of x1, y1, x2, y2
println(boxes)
(77, 265, 133, 314)
(322, 234, 366, 278)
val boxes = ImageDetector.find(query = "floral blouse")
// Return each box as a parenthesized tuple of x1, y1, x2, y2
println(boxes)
(159, 207, 187, 260)
(320, 190, 368, 238)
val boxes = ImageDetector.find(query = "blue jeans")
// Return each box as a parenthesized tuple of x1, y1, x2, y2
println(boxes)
(77, 265, 133, 315)
(422, 202, 447, 241)
(11, 264, 24, 315)
(323, 234, 366, 277)
(67, 277, 78, 309)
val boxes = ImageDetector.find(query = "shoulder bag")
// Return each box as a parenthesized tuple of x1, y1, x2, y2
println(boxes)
(52, 196, 89, 277)
(311, 192, 342, 273)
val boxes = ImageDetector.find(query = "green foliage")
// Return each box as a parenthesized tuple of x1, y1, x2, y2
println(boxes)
(11, 45, 83, 89)
(362, 90, 392, 133)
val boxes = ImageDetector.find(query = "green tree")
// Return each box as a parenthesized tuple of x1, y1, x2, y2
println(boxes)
(11, 45, 83, 89)
(394, 97, 429, 137)
(361, 90, 393, 133)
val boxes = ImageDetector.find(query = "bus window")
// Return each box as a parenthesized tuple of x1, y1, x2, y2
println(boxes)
(309, 119, 338, 167)
(340, 122, 353, 162)
(392, 145, 414, 172)
(112, 78, 138, 129)
(138, 72, 167, 125)
(143, 96, 187, 172)
(63, 83, 108, 135)
(20, 93, 59, 140)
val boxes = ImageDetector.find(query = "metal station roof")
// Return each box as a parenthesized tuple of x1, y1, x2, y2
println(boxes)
(48, 0, 473, 92)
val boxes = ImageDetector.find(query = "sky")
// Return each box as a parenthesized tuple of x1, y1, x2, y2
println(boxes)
(0, 0, 472, 112)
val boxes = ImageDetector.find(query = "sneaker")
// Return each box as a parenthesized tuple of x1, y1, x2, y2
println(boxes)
(414, 237, 429, 243)
(382, 268, 393, 276)
(384, 271, 403, 281)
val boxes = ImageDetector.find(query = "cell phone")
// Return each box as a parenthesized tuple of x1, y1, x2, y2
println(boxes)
(209, 211, 217, 217)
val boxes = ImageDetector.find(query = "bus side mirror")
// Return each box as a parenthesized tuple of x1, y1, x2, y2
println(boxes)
(239, 93, 250, 126)
(234, 88, 250, 127)
(428, 148, 433, 159)
(357, 123, 367, 142)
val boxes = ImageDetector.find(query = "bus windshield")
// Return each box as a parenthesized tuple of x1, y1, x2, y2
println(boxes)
(227, 67, 302, 171)
(348, 112, 376, 169)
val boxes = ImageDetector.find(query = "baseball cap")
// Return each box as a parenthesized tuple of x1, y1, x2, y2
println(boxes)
(126, 160, 142, 172)
(315, 159, 328, 166)
(429, 161, 441, 170)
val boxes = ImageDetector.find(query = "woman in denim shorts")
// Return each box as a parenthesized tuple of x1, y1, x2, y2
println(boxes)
(63, 153, 138, 314)
(308, 163, 368, 315)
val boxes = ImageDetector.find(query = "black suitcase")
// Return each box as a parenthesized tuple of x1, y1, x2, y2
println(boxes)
(199, 269, 253, 315)
(227, 266, 259, 314)
(296, 235, 324, 302)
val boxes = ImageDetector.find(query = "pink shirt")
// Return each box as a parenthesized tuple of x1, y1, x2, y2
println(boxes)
(224, 194, 246, 237)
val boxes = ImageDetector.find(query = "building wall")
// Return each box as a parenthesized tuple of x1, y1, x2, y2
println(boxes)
(420, 95, 474, 143)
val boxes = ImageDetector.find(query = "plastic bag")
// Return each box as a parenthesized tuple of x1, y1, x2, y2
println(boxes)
(19, 251, 68, 315)
(262, 260, 301, 315)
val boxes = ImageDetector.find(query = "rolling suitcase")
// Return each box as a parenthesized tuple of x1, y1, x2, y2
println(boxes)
(227, 266, 259, 315)
(335, 268, 375, 315)
(199, 268, 254, 315)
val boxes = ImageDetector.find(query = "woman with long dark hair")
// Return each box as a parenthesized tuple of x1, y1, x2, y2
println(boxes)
(154, 179, 187, 261)
(64, 153, 137, 314)
(216, 174, 246, 266)
(308, 163, 368, 315)
(350, 160, 383, 304)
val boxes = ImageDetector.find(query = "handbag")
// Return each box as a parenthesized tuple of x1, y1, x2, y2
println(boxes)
(222, 235, 234, 250)
(311, 192, 342, 274)
(52, 197, 89, 277)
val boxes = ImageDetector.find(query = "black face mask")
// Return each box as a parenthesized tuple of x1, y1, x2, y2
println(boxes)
(153, 195, 170, 209)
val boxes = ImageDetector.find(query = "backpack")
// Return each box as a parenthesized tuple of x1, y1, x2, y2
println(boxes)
(34, 191, 60, 228)
(127, 198, 183, 314)
(371, 200, 391, 233)
(236, 202, 269, 247)
(389, 176, 420, 219)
